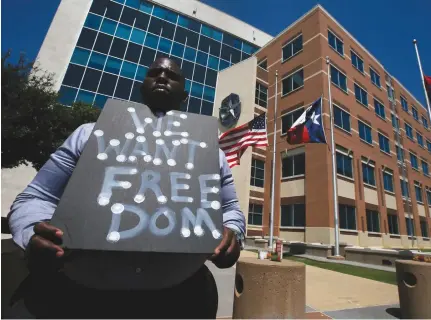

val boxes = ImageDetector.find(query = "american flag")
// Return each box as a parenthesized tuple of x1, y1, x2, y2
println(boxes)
(219, 113, 268, 168)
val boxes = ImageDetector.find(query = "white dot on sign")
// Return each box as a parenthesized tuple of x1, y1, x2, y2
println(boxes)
(211, 201, 221, 210)
(94, 130, 104, 137)
(172, 140, 181, 146)
(181, 228, 191, 238)
(163, 210, 170, 217)
(98, 196, 110, 206)
(173, 121, 180, 127)
(144, 155, 152, 162)
(97, 153, 108, 160)
(107, 231, 120, 243)
(145, 118, 153, 123)
(186, 163, 194, 170)
(184, 185, 190, 190)
(120, 181, 132, 189)
(212, 230, 222, 239)
(134, 194, 145, 203)
(125, 132, 134, 139)
(153, 131, 161, 137)
(167, 111, 174, 116)
(153, 158, 162, 165)
(128, 156, 137, 162)
(187, 197, 193, 203)
(156, 139, 165, 145)
(130, 168, 138, 174)
(180, 114, 187, 119)
(181, 132, 189, 137)
(200, 142, 207, 148)
(137, 127, 144, 134)
(167, 159, 176, 166)
(116, 155, 126, 162)
(136, 136, 146, 142)
(194, 226, 204, 236)
(111, 203, 125, 214)
(164, 130, 172, 136)
(185, 174, 191, 179)
(211, 187, 219, 193)
(212, 174, 221, 180)
(110, 139, 120, 147)
(180, 138, 189, 144)
(127, 107, 136, 113)
(158, 196, 167, 204)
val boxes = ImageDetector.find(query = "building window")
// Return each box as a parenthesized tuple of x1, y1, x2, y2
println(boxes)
(248, 203, 263, 226)
(328, 30, 343, 55)
(282, 34, 303, 61)
(280, 203, 305, 227)
(400, 180, 410, 198)
(282, 69, 304, 96)
(378, 133, 390, 153)
(366, 210, 380, 233)
(387, 85, 394, 101)
(405, 123, 414, 139)
(427, 140, 431, 153)
(374, 99, 385, 119)
(422, 160, 429, 176)
(406, 218, 414, 237)
(423, 223, 430, 238)
(250, 158, 265, 187)
(412, 107, 419, 121)
(358, 121, 372, 144)
(362, 161, 376, 186)
(388, 214, 399, 235)
(391, 114, 400, 131)
(339, 204, 356, 230)
(336, 150, 353, 178)
(396, 145, 404, 162)
(383, 169, 394, 192)
(281, 107, 304, 134)
(370, 67, 381, 88)
(255, 82, 268, 108)
(330, 65, 347, 92)
(334, 105, 351, 132)
(282, 153, 305, 178)
(410, 152, 418, 170)
(351, 50, 364, 73)
(258, 59, 267, 70)
(354, 83, 368, 107)
(415, 182, 423, 203)
(417, 132, 424, 147)
(422, 116, 429, 129)
(427, 189, 431, 206)
(401, 96, 409, 112)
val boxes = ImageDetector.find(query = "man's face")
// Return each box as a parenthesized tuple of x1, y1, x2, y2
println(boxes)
(141, 57, 187, 111)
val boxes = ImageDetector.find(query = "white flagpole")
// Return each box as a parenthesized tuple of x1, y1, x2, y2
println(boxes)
(326, 57, 341, 257)
(413, 39, 431, 123)
(269, 70, 278, 251)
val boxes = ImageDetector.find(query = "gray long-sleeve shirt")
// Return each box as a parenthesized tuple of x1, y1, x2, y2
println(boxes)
(8, 122, 246, 250)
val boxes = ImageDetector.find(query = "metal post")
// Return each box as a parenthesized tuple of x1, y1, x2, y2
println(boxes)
(269, 70, 278, 251)
(326, 57, 341, 257)
(413, 39, 431, 123)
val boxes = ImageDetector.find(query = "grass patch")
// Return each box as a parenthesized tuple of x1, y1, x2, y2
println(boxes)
(245, 250, 397, 285)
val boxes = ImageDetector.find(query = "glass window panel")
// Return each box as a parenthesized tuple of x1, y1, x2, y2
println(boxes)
(139, 47, 156, 67)
(198, 36, 221, 56)
(171, 42, 185, 58)
(191, 82, 203, 98)
(158, 38, 172, 54)
(185, 79, 191, 93)
(203, 86, 215, 102)
(109, 37, 127, 59)
(116, 23, 132, 40)
(63, 64, 84, 87)
(125, 42, 141, 63)
(188, 96, 201, 114)
(76, 90, 95, 105)
(144, 33, 158, 49)
(93, 33, 113, 54)
(89, 0, 106, 15)
(77, 28, 97, 49)
(120, 6, 137, 26)
(208, 55, 219, 70)
(135, 11, 150, 30)
(205, 69, 217, 87)
(98, 72, 118, 95)
(120, 61, 137, 79)
(105, 56, 122, 74)
(135, 65, 148, 81)
(100, 19, 117, 35)
(81, 68, 102, 91)
(201, 100, 213, 116)
(196, 51, 208, 66)
(242, 52, 251, 61)
(139, 1, 153, 14)
(242, 42, 254, 55)
(153, 6, 177, 23)
(130, 81, 143, 103)
(71, 47, 91, 66)
(193, 64, 205, 83)
(219, 59, 229, 71)
(130, 28, 145, 44)
(223, 33, 241, 49)
(177, 15, 201, 32)
(184, 47, 197, 62)
(58, 86, 77, 105)
(84, 13, 103, 30)
(105, 1, 122, 20)
(201, 25, 222, 41)
(88, 52, 107, 70)
(114, 77, 133, 99)
(181, 60, 194, 80)
(125, 0, 140, 9)
(94, 94, 109, 108)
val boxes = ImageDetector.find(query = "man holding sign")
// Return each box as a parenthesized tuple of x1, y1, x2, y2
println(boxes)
(7, 58, 245, 318)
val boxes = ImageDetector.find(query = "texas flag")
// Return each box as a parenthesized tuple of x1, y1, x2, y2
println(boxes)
(286, 97, 327, 145)
(425, 75, 431, 105)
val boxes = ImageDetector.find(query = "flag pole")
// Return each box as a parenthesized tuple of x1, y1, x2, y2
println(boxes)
(326, 57, 341, 257)
(269, 70, 278, 251)
(413, 39, 431, 123)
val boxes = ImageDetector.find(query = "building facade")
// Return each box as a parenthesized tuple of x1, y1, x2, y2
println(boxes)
(213, 5, 431, 248)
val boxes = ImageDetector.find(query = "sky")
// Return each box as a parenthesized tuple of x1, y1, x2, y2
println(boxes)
(2, 0, 430, 108)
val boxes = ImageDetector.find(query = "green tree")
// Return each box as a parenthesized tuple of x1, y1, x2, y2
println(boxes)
(2, 51, 101, 170)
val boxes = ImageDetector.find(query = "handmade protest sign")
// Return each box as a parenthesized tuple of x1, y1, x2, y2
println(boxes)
(51, 99, 223, 254)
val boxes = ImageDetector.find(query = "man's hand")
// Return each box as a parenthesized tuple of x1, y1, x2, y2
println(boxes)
(209, 227, 240, 269)
(27, 222, 64, 272)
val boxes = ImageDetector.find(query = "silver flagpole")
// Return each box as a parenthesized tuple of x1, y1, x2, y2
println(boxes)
(326, 57, 341, 257)
(269, 70, 278, 251)
(413, 39, 431, 123)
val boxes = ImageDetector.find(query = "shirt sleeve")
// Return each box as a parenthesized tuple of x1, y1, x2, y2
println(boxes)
(7, 123, 95, 250)
(218, 149, 246, 243)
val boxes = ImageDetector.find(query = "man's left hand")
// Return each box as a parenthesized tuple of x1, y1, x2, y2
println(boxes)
(209, 227, 240, 269)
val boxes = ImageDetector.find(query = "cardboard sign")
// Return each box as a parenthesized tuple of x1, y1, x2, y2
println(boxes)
(50, 99, 223, 255)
